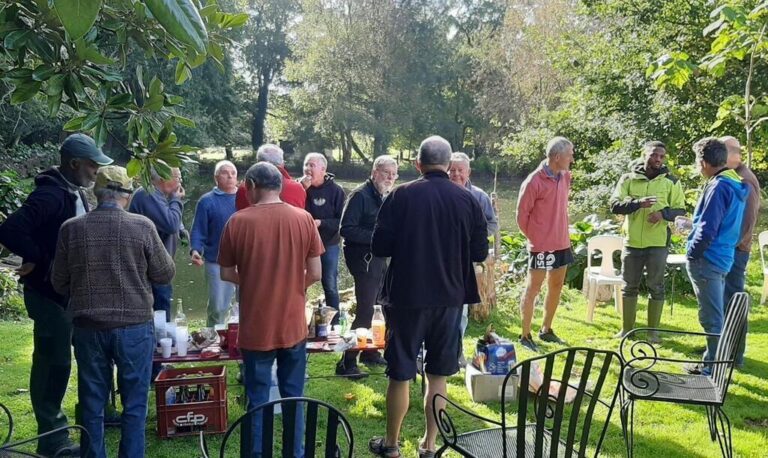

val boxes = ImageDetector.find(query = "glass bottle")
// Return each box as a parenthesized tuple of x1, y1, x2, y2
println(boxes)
(371, 305, 386, 346)
(175, 298, 188, 329)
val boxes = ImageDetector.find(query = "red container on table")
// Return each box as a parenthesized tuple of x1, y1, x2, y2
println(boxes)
(227, 323, 240, 358)
(155, 366, 227, 439)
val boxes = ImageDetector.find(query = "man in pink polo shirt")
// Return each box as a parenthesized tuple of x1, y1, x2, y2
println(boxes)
(516, 136, 575, 352)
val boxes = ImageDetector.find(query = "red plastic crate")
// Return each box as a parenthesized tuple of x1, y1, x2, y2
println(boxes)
(155, 366, 228, 438)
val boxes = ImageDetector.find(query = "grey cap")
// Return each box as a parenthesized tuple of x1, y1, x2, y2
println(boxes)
(60, 133, 113, 165)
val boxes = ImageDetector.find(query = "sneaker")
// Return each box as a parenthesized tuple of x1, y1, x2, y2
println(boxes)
(519, 334, 540, 353)
(359, 352, 387, 366)
(538, 328, 565, 344)
(335, 361, 368, 380)
(458, 354, 467, 368)
(614, 330, 629, 339)
(369, 437, 401, 457)
(683, 363, 711, 376)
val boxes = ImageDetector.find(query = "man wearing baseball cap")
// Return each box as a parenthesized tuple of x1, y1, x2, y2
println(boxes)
(53, 165, 175, 458)
(0, 133, 112, 456)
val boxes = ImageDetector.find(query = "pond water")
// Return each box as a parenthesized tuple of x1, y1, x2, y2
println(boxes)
(170, 171, 522, 321)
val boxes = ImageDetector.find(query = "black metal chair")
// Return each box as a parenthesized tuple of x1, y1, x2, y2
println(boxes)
(433, 347, 622, 457)
(619, 292, 749, 458)
(1, 401, 90, 457)
(200, 396, 354, 458)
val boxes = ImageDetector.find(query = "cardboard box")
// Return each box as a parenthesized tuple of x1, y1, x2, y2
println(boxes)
(465, 363, 518, 403)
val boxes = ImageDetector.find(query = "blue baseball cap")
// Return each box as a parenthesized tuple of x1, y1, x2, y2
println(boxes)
(60, 133, 113, 165)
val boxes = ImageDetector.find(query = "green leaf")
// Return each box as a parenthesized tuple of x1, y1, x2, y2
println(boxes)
(81, 112, 101, 130)
(47, 90, 62, 116)
(10, 80, 41, 104)
(703, 18, 724, 37)
(63, 115, 87, 131)
(144, 94, 165, 112)
(126, 158, 142, 177)
(53, 0, 102, 41)
(4, 29, 31, 49)
(144, 0, 209, 54)
(75, 39, 116, 64)
(173, 115, 195, 127)
(174, 60, 192, 84)
(32, 64, 56, 81)
(93, 117, 108, 146)
(148, 76, 164, 97)
(220, 12, 248, 28)
(107, 92, 134, 107)
(4, 67, 33, 81)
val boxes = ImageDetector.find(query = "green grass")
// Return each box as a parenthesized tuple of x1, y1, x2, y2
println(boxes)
(1, 258, 767, 457)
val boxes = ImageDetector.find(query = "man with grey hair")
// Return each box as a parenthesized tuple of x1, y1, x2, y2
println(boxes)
(516, 136, 575, 352)
(52, 165, 175, 458)
(300, 152, 346, 320)
(720, 136, 760, 368)
(190, 160, 238, 325)
(235, 143, 306, 210)
(369, 136, 488, 457)
(337, 155, 399, 378)
(219, 162, 323, 455)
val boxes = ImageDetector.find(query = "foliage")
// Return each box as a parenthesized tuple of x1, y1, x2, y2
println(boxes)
(0, 170, 31, 221)
(0, 142, 59, 177)
(0, 278, 24, 321)
(0, 0, 246, 185)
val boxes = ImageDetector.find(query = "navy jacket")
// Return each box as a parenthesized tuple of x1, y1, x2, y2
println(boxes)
(372, 171, 488, 308)
(128, 187, 183, 256)
(305, 174, 345, 247)
(0, 167, 89, 304)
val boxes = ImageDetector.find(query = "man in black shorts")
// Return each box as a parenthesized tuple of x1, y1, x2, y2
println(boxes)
(368, 136, 489, 458)
(516, 136, 575, 352)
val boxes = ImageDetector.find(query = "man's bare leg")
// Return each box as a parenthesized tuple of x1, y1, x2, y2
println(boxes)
(385, 379, 410, 448)
(541, 266, 567, 332)
(521, 269, 546, 337)
(419, 373, 447, 452)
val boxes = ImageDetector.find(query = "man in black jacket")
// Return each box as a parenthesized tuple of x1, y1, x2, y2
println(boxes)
(300, 153, 346, 318)
(0, 134, 112, 456)
(336, 155, 399, 378)
(368, 136, 488, 458)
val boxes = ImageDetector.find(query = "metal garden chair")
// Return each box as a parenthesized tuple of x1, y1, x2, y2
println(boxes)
(1, 401, 90, 457)
(619, 292, 749, 458)
(199, 396, 353, 458)
(433, 347, 622, 457)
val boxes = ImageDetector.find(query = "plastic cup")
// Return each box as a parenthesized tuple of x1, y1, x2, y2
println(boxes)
(160, 338, 173, 358)
(176, 327, 189, 357)
(166, 322, 177, 345)
(355, 328, 368, 348)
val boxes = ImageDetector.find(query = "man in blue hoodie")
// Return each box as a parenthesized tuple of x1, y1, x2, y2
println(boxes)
(685, 137, 748, 375)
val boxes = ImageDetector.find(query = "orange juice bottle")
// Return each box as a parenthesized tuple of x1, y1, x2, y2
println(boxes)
(371, 305, 386, 346)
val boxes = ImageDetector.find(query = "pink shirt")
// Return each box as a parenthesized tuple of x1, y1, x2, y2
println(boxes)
(516, 161, 571, 252)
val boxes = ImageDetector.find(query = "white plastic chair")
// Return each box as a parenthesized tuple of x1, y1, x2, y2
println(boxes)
(585, 235, 625, 322)
(759, 231, 768, 305)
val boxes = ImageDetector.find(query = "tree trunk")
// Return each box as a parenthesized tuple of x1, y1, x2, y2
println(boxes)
(251, 75, 271, 149)
(346, 132, 371, 165)
(340, 130, 351, 164)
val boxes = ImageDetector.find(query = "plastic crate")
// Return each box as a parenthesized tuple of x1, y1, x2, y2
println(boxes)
(155, 366, 228, 438)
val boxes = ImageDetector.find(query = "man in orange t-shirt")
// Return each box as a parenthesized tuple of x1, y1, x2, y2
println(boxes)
(218, 162, 323, 456)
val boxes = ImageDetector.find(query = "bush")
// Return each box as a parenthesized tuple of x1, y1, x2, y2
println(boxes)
(0, 269, 24, 321)
(0, 170, 32, 222)
(0, 143, 59, 178)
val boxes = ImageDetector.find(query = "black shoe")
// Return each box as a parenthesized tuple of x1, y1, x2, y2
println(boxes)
(104, 406, 121, 428)
(538, 328, 565, 344)
(39, 441, 80, 458)
(359, 352, 387, 366)
(519, 334, 540, 352)
(335, 361, 368, 380)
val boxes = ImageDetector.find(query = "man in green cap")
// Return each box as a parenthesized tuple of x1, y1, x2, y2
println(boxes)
(0, 133, 112, 456)
(610, 141, 686, 341)
(53, 165, 175, 458)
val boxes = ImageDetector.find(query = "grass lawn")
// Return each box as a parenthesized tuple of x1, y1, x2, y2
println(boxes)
(1, 258, 767, 457)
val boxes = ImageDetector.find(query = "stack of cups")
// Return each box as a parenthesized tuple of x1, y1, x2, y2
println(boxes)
(176, 326, 189, 357)
(153, 311, 166, 343)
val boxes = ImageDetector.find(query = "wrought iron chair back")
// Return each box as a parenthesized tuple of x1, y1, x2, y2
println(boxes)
(0, 401, 90, 457)
(201, 397, 353, 458)
(712, 292, 749, 403)
(500, 347, 622, 458)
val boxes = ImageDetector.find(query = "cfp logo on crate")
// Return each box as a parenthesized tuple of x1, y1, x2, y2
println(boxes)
(173, 411, 209, 428)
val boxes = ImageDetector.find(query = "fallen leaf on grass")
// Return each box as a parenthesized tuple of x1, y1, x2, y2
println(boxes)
(344, 393, 355, 401)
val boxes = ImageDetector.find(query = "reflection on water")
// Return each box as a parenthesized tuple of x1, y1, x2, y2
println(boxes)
(171, 173, 521, 321)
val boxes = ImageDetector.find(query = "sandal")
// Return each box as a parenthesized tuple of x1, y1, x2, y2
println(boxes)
(369, 436, 401, 457)
(418, 447, 437, 458)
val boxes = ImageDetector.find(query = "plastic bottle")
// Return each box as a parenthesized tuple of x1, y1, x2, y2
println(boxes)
(371, 305, 386, 346)
(174, 298, 187, 329)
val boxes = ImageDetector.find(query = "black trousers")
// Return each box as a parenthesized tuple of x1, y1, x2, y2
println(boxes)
(343, 247, 387, 365)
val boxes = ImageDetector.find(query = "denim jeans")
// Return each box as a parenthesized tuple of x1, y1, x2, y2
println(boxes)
(687, 258, 727, 368)
(724, 249, 750, 366)
(151, 283, 173, 322)
(73, 321, 154, 458)
(204, 262, 236, 326)
(242, 342, 307, 457)
(23, 288, 73, 453)
(320, 244, 340, 321)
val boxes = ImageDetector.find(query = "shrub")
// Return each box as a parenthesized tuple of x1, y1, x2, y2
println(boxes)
(0, 170, 32, 222)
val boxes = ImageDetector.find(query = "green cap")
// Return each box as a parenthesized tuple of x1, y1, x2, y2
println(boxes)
(94, 166, 134, 194)
(60, 133, 113, 165)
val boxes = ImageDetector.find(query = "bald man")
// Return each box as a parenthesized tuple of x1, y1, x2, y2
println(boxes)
(720, 136, 760, 368)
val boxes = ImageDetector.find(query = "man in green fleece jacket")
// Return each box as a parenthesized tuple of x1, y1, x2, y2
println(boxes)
(610, 141, 686, 340)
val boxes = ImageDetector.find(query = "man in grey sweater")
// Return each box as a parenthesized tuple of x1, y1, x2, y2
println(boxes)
(52, 166, 175, 458)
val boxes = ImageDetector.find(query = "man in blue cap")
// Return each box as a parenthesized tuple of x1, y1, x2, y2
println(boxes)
(0, 133, 112, 456)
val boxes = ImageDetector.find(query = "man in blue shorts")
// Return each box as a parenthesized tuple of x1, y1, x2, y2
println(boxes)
(368, 136, 489, 458)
